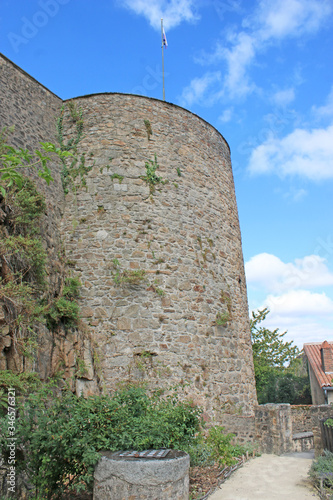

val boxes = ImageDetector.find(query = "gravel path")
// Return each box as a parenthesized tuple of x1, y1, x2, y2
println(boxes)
(208, 451, 319, 500)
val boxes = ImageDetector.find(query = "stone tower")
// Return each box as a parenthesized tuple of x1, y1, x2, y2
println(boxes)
(0, 54, 257, 424)
(60, 93, 257, 419)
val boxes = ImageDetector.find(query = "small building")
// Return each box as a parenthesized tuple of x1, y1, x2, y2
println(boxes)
(304, 341, 333, 405)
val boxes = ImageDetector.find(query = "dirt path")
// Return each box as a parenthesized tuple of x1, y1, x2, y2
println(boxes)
(208, 451, 319, 500)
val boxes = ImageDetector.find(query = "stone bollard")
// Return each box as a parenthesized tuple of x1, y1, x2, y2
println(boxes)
(93, 450, 190, 500)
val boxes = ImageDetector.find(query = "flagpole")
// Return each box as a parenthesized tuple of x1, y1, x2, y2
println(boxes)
(161, 18, 165, 101)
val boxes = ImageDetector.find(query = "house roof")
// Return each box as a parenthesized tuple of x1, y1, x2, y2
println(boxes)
(304, 341, 333, 388)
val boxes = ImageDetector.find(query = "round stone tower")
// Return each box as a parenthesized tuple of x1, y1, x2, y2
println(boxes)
(61, 93, 257, 419)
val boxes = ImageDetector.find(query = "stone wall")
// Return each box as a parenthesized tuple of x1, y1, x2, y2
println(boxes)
(60, 92, 258, 420)
(255, 404, 293, 455)
(0, 53, 98, 393)
(253, 404, 333, 456)
(304, 405, 333, 456)
(291, 405, 313, 434)
(221, 413, 256, 445)
(0, 53, 63, 204)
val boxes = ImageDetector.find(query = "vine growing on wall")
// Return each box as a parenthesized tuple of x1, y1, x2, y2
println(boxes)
(141, 154, 167, 194)
(56, 101, 93, 195)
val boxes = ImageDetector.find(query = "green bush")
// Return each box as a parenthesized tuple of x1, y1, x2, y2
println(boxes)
(46, 296, 80, 329)
(309, 450, 333, 493)
(45, 277, 81, 329)
(206, 426, 240, 467)
(185, 425, 255, 468)
(0, 385, 202, 498)
(11, 178, 46, 233)
(0, 370, 41, 414)
(185, 437, 215, 467)
(1, 235, 46, 285)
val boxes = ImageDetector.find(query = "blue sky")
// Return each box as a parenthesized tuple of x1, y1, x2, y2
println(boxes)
(1, 0, 333, 347)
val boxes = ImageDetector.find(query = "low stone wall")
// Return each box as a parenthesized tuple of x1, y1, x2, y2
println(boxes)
(292, 432, 314, 452)
(291, 405, 313, 434)
(308, 406, 333, 456)
(251, 404, 333, 456)
(255, 404, 292, 455)
(220, 413, 255, 445)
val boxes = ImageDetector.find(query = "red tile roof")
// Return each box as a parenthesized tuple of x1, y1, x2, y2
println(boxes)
(304, 341, 333, 388)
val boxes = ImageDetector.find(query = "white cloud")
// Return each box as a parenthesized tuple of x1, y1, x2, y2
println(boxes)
(253, 0, 332, 41)
(261, 312, 333, 348)
(265, 289, 333, 316)
(247, 252, 333, 347)
(254, 290, 333, 348)
(246, 253, 333, 293)
(222, 32, 257, 98)
(119, 0, 199, 30)
(179, 72, 221, 107)
(271, 88, 295, 107)
(219, 107, 233, 123)
(247, 124, 333, 180)
(186, 0, 332, 103)
(284, 187, 307, 202)
(312, 85, 333, 118)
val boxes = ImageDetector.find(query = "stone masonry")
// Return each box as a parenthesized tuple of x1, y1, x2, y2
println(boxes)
(0, 53, 257, 424)
(61, 93, 257, 419)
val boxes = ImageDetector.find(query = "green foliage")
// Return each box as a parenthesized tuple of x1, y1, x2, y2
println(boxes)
(56, 102, 92, 195)
(2, 235, 46, 285)
(0, 385, 202, 498)
(62, 276, 81, 298)
(325, 419, 333, 428)
(176, 167, 182, 177)
(141, 154, 163, 193)
(0, 172, 49, 345)
(144, 119, 152, 140)
(185, 426, 255, 468)
(47, 296, 80, 328)
(251, 308, 311, 404)
(185, 438, 215, 467)
(309, 450, 333, 494)
(46, 277, 81, 329)
(9, 178, 46, 234)
(110, 172, 124, 183)
(215, 311, 230, 326)
(0, 126, 70, 196)
(206, 426, 238, 467)
(0, 370, 41, 413)
(251, 308, 299, 368)
(112, 259, 147, 286)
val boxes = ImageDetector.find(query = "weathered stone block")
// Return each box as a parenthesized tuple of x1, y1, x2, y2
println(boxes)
(93, 451, 190, 500)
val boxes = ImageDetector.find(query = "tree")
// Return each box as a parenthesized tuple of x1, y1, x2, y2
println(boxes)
(251, 308, 311, 404)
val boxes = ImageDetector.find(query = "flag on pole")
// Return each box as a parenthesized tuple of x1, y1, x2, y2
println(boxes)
(161, 19, 167, 100)
(162, 28, 168, 47)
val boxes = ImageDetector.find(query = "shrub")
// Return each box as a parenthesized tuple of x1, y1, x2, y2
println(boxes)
(46, 296, 80, 329)
(206, 426, 239, 467)
(309, 449, 333, 493)
(185, 425, 256, 468)
(0, 385, 202, 498)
